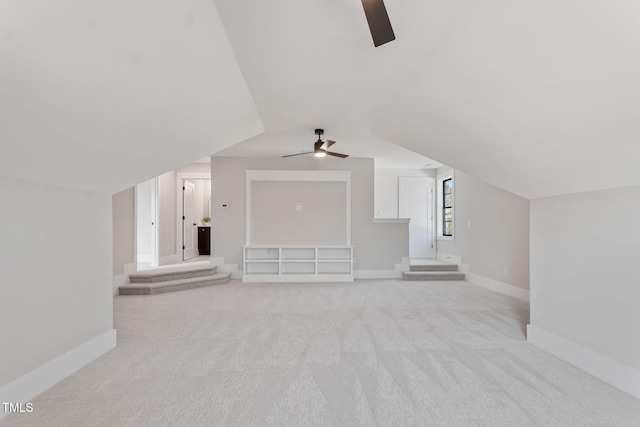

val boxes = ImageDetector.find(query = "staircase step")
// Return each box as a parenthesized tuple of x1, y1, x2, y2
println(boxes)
(129, 265, 218, 283)
(119, 272, 231, 295)
(409, 263, 459, 272)
(402, 271, 466, 281)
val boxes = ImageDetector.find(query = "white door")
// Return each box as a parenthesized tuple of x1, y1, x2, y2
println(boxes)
(182, 180, 196, 260)
(136, 177, 159, 270)
(399, 177, 435, 259)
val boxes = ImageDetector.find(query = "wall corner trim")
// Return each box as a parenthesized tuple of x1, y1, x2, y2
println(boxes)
(0, 329, 117, 418)
(527, 324, 640, 399)
(466, 273, 530, 302)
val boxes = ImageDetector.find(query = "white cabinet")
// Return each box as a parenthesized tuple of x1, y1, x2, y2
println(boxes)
(243, 245, 353, 282)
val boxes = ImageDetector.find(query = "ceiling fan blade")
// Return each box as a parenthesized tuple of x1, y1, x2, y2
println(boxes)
(325, 140, 337, 149)
(281, 152, 313, 158)
(326, 151, 349, 158)
(361, 0, 396, 47)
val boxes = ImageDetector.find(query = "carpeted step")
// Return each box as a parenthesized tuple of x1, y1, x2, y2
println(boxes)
(129, 265, 218, 283)
(402, 271, 465, 281)
(409, 263, 459, 272)
(119, 272, 231, 295)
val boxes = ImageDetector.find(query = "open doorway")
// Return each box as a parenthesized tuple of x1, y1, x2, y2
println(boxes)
(181, 179, 211, 262)
(135, 177, 159, 270)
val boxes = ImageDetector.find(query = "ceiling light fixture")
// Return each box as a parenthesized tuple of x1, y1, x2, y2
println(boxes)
(314, 149, 327, 158)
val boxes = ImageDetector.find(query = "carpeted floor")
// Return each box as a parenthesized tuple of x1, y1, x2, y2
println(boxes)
(3, 279, 639, 426)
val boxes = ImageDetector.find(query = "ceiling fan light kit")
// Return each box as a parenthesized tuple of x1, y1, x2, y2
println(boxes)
(282, 129, 349, 159)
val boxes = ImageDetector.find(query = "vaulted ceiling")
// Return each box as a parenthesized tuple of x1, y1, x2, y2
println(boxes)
(0, 0, 262, 194)
(213, 0, 640, 199)
(2, 1, 639, 199)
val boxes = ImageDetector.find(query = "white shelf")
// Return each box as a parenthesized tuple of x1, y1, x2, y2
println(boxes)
(243, 245, 353, 283)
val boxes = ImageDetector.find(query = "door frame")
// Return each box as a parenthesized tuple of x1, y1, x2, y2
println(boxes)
(175, 172, 211, 259)
(398, 176, 435, 259)
(134, 177, 159, 270)
(182, 180, 196, 260)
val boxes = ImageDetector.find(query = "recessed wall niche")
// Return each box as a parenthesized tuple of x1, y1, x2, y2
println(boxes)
(245, 170, 352, 245)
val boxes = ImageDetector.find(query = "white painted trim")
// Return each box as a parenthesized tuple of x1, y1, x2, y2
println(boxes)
(436, 170, 455, 240)
(175, 172, 211, 260)
(245, 170, 352, 182)
(244, 170, 353, 245)
(466, 273, 530, 302)
(245, 173, 252, 244)
(242, 274, 354, 283)
(436, 252, 463, 266)
(112, 262, 136, 296)
(134, 178, 160, 270)
(399, 176, 436, 258)
(373, 218, 410, 224)
(354, 270, 402, 279)
(0, 329, 117, 419)
(527, 324, 640, 399)
(346, 179, 352, 246)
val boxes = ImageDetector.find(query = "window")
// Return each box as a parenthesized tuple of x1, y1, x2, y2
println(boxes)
(442, 178, 453, 236)
(436, 173, 454, 240)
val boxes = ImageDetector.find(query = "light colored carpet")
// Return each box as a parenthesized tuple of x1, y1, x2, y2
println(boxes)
(3, 279, 639, 426)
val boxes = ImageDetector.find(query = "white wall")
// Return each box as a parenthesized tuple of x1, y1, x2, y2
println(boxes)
(0, 176, 114, 390)
(211, 157, 409, 272)
(112, 187, 134, 276)
(0, 0, 263, 195)
(158, 171, 177, 260)
(436, 168, 530, 291)
(374, 168, 436, 218)
(251, 181, 347, 245)
(529, 185, 640, 391)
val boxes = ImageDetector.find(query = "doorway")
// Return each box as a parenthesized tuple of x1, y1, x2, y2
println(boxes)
(399, 177, 435, 259)
(135, 177, 159, 270)
(182, 180, 196, 260)
(181, 179, 212, 261)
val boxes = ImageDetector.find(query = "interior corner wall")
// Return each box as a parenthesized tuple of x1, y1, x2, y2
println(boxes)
(158, 170, 177, 260)
(530, 185, 640, 374)
(374, 168, 436, 218)
(210, 157, 408, 271)
(112, 187, 135, 275)
(437, 169, 530, 290)
(0, 176, 114, 389)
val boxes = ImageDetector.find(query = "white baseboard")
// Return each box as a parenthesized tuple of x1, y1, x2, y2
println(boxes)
(527, 324, 640, 399)
(354, 270, 403, 279)
(0, 329, 117, 419)
(242, 274, 354, 283)
(112, 263, 136, 296)
(466, 273, 530, 302)
(436, 252, 462, 265)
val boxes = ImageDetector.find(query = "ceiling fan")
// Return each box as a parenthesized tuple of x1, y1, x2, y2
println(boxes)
(361, 0, 396, 47)
(281, 129, 349, 159)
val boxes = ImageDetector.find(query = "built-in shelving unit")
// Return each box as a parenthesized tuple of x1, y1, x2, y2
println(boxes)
(243, 245, 354, 282)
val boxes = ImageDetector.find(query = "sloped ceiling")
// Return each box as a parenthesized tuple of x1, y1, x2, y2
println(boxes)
(213, 0, 640, 199)
(0, 0, 263, 194)
(3, 1, 639, 198)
